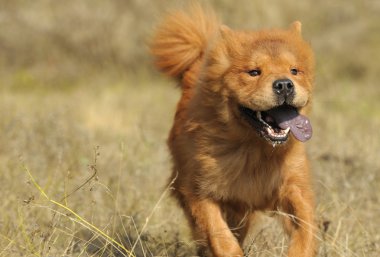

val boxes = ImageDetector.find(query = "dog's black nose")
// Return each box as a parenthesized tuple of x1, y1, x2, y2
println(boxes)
(273, 79, 294, 97)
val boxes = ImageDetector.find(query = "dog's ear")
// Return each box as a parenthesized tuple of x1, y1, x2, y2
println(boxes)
(218, 24, 243, 58)
(220, 25, 232, 38)
(289, 21, 302, 34)
(219, 25, 236, 47)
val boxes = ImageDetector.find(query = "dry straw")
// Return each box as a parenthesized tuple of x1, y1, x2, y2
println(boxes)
(23, 164, 136, 257)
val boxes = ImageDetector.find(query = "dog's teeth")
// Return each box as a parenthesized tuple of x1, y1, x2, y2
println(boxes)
(284, 127, 290, 133)
(256, 111, 261, 119)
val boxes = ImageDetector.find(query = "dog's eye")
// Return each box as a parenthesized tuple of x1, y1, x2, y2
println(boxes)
(248, 69, 261, 77)
(290, 68, 298, 75)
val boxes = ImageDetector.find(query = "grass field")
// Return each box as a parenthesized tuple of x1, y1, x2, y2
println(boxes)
(0, 0, 379, 256)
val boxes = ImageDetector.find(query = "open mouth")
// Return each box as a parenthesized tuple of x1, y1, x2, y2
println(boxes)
(239, 104, 312, 145)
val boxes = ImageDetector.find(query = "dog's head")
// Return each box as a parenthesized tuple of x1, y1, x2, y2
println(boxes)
(203, 22, 315, 145)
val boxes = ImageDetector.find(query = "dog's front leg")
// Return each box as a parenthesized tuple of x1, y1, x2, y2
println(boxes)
(187, 198, 244, 257)
(280, 184, 317, 257)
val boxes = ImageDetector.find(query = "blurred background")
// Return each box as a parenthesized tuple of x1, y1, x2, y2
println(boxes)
(0, 0, 379, 256)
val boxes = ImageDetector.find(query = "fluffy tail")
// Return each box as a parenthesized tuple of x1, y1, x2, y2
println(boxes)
(150, 4, 219, 81)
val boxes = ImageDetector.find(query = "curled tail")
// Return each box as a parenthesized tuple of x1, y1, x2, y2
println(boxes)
(150, 4, 219, 81)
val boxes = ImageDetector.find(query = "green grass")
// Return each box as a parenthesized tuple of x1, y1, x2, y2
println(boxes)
(0, 0, 379, 256)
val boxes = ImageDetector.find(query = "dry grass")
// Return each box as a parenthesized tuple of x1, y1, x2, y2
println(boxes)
(0, 0, 379, 256)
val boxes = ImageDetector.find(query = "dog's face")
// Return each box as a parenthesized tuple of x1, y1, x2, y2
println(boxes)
(205, 22, 315, 145)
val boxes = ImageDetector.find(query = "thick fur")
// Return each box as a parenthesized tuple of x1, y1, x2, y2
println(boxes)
(151, 4, 317, 257)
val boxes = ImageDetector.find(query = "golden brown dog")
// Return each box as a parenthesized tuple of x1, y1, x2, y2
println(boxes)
(151, 4, 317, 257)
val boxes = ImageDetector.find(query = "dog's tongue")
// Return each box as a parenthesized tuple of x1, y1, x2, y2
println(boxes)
(266, 106, 312, 142)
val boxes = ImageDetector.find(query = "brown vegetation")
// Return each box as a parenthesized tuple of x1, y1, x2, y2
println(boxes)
(0, 0, 379, 256)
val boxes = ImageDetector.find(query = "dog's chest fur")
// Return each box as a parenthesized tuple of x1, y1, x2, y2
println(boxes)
(196, 139, 285, 209)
